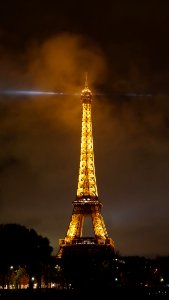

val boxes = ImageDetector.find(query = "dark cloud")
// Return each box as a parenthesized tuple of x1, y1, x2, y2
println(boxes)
(0, 2, 169, 257)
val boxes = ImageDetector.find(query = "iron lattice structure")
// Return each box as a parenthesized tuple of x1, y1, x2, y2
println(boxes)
(58, 78, 114, 257)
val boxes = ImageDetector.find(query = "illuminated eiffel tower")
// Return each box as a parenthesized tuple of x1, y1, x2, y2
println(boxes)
(57, 76, 114, 258)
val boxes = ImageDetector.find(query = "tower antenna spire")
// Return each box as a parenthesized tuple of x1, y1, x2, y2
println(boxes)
(85, 72, 88, 88)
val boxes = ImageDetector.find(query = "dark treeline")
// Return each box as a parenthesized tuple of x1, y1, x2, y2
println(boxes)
(0, 223, 168, 298)
(0, 223, 56, 289)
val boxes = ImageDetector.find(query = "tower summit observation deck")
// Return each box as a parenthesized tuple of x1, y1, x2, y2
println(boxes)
(57, 76, 114, 258)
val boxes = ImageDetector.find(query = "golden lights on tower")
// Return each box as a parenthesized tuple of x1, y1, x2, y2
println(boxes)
(77, 78, 98, 200)
(57, 77, 114, 255)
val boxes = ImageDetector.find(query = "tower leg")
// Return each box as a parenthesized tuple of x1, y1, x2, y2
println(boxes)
(65, 214, 84, 241)
(92, 210, 108, 239)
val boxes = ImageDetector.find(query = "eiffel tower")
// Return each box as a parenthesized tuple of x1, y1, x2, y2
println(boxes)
(57, 76, 114, 259)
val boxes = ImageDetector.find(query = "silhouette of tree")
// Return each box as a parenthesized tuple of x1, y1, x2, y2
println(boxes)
(0, 223, 53, 288)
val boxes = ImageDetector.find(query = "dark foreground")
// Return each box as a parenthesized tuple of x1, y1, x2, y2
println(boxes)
(0, 287, 168, 299)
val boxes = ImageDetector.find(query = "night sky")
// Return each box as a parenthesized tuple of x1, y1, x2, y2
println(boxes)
(0, 0, 169, 257)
